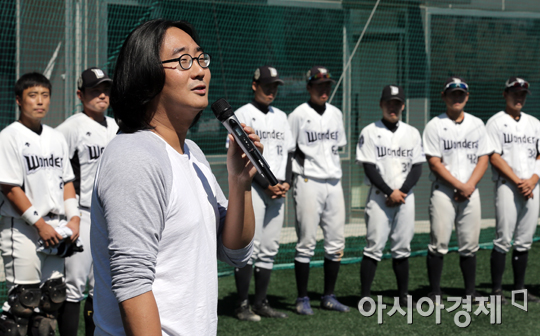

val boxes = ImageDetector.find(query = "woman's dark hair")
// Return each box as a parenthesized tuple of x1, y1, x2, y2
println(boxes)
(15, 72, 52, 97)
(111, 19, 200, 133)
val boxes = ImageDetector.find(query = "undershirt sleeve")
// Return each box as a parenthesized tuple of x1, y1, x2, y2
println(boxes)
(363, 163, 393, 196)
(399, 163, 423, 194)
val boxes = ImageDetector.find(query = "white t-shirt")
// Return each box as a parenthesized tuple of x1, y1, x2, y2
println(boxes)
(0, 122, 75, 218)
(56, 112, 119, 207)
(356, 120, 425, 190)
(423, 112, 492, 183)
(235, 103, 295, 181)
(288, 102, 347, 179)
(486, 111, 540, 181)
(91, 131, 252, 336)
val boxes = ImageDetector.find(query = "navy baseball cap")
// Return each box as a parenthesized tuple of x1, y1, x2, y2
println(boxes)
(381, 85, 405, 102)
(253, 66, 284, 85)
(505, 76, 530, 94)
(443, 77, 468, 93)
(77, 67, 112, 90)
(306, 66, 335, 84)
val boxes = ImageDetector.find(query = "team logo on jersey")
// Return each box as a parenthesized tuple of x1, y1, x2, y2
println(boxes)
(503, 133, 536, 144)
(23, 154, 63, 174)
(255, 129, 285, 141)
(86, 132, 91, 136)
(441, 138, 479, 151)
(87, 145, 105, 161)
(375, 146, 413, 159)
(25, 142, 30, 147)
(358, 135, 364, 148)
(305, 130, 339, 144)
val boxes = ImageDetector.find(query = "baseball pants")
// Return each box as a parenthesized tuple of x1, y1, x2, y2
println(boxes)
(65, 207, 94, 301)
(428, 182, 481, 257)
(364, 187, 415, 261)
(249, 183, 286, 270)
(293, 175, 345, 263)
(493, 179, 540, 253)
(0, 216, 64, 303)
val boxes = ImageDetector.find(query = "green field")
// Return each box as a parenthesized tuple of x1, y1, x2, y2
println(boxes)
(217, 243, 540, 335)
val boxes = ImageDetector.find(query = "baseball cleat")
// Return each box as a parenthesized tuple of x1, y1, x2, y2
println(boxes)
(514, 290, 540, 303)
(464, 291, 487, 305)
(427, 292, 444, 306)
(491, 289, 508, 305)
(252, 300, 288, 318)
(295, 297, 314, 315)
(321, 294, 350, 312)
(399, 295, 416, 308)
(235, 300, 261, 322)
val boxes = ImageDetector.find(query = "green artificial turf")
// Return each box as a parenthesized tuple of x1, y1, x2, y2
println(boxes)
(217, 243, 540, 335)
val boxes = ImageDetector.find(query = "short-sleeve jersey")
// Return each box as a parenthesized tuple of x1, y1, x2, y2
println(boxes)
(0, 122, 75, 218)
(423, 112, 492, 183)
(356, 120, 425, 190)
(56, 113, 119, 207)
(235, 103, 295, 181)
(288, 102, 347, 179)
(486, 111, 540, 181)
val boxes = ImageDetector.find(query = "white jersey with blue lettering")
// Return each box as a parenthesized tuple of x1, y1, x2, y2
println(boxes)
(0, 122, 75, 218)
(356, 120, 425, 190)
(423, 112, 492, 183)
(486, 111, 540, 181)
(235, 103, 295, 181)
(56, 113, 118, 208)
(288, 102, 347, 179)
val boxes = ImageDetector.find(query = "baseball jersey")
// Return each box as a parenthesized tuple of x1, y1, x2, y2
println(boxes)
(356, 120, 425, 190)
(486, 111, 540, 181)
(0, 122, 75, 218)
(235, 103, 295, 181)
(288, 103, 347, 179)
(56, 113, 118, 208)
(423, 112, 492, 183)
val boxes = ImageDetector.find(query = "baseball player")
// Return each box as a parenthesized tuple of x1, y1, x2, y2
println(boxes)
(423, 77, 492, 301)
(356, 85, 425, 309)
(232, 66, 294, 321)
(288, 66, 349, 315)
(56, 67, 118, 336)
(0, 73, 80, 336)
(487, 77, 540, 304)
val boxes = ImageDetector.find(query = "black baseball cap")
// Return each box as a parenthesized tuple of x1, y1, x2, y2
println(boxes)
(381, 85, 405, 102)
(306, 66, 335, 84)
(505, 76, 530, 94)
(443, 77, 468, 93)
(77, 67, 112, 90)
(253, 66, 284, 85)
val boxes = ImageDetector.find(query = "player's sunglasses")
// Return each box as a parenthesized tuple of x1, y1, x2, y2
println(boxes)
(308, 72, 331, 82)
(505, 80, 529, 90)
(444, 82, 468, 92)
(161, 53, 211, 70)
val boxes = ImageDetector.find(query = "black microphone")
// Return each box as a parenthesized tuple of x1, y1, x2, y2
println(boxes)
(211, 98, 279, 186)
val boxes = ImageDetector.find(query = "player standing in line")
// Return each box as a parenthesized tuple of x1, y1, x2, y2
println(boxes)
(487, 77, 540, 304)
(56, 67, 118, 336)
(0, 73, 80, 336)
(233, 66, 294, 321)
(356, 85, 425, 309)
(288, 66, 349, 315)
(423, 77, 492, 301)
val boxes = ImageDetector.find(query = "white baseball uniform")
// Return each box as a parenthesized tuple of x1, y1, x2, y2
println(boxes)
(56, 112, 118, 301)
(356, 120, 425, 261)
(235, 103, 295, 269)
(0, 122, 74, 293)
(423, 112, 492, 256)
(486, 111, 540, 253)
(288, 102, 347, 263)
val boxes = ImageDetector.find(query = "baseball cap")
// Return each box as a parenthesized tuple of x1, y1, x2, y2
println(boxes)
(253, 66, 284, 85)
(381, 85, 405, 102)
(306, 66, 335, 84)
(505, 76, 530, 93)
(77, 67, 112, 90)
(443, 77, 468, 93)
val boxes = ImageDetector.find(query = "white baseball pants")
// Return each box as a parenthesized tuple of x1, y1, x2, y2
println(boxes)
(428, 182, 481, 257)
